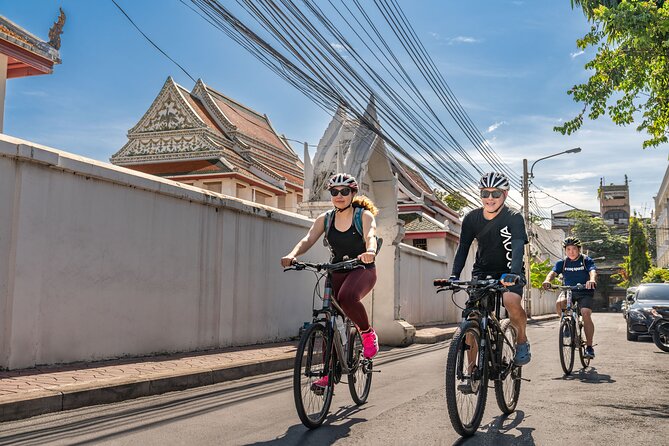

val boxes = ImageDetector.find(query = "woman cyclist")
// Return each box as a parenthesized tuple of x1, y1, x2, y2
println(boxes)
(281, 173, 379, 390)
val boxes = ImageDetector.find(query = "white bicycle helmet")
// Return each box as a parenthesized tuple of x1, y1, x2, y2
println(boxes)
(327, 173, 358, 190)
(479, 172, 510, 190)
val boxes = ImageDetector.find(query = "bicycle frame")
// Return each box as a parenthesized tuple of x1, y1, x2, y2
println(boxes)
(439, 279, 516, 381)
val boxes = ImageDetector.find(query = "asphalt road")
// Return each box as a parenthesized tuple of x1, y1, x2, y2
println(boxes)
(0, 313, 667, 445)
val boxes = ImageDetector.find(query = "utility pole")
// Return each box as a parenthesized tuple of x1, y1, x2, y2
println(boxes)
(522, 159, 532, 317)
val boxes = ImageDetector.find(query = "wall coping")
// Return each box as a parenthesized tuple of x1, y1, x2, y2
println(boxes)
(0, 134, 313, 229)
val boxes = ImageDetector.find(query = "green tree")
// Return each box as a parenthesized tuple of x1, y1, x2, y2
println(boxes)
(568, 210, 627, 259)
(434, 190, 468, 214)
(530, 258, 558, 289)
(628, 216, 652, 285)
(612, 255, 631, 288)
(556, 1, 669, 147)
(641, 266, 669, 282)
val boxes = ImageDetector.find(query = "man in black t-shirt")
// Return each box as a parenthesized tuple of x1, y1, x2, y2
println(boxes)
(451, 172, 531, 366)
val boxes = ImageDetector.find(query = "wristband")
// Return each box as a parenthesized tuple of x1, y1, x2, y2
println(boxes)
(366, 249, 377, 254)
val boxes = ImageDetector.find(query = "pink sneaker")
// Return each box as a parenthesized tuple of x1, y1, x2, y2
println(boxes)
(311, 375, 329, 394)
(361, 329, 379, 359)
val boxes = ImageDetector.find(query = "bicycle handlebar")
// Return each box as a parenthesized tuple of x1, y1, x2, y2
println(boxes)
(548, 284, 587, 291)
(284, 258, 364, 273)
(433, 277, 504, 289)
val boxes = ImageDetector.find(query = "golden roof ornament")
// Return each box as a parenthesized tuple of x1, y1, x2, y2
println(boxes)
(48, 7, 65, 50)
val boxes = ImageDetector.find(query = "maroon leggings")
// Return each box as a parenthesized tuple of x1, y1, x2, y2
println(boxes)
(330, 267, 377, 332)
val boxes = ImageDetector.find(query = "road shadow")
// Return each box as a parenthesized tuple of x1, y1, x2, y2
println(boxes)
(598, 402, 669, 419)
(248, 404, 367, 445)
(452, 410, 536, 445)
(553, 366, 616, 384)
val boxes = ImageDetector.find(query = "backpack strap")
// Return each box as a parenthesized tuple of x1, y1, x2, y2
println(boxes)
(353, 206, 364, 235)
(322, 209, 337, 248)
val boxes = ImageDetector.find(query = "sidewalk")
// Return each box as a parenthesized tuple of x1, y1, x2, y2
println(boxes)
(0, 314, 558, 422)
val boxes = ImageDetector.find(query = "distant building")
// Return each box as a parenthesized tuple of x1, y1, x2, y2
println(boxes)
(111, 77, 304, 212)
(655, 165, 669, 268)
(550, 209, 598, 234)
(0, 12, 64, 132)
(599, 176, 630, 230)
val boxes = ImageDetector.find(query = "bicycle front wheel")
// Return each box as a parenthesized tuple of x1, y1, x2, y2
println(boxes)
(494, 319, 521, 414)
(347, 328, 372, 405)
(559, 317, 575, 375)
(578, 320, 591, 368)
(293, 323, 334, 429)
(445, 321, 488, 437)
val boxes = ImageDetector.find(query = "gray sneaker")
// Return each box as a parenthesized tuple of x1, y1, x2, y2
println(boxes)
(514, 342, 531, 366)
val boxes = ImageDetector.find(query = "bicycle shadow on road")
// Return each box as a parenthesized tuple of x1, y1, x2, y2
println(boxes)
(452, 410, 536, 446)
(553, 367, 616, 384)
(248, 404, 367, 445)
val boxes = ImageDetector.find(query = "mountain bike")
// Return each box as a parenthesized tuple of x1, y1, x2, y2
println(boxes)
(551, 284, 590, 375)
(434, 277, 523, 437)
(284, 259, 374, 429)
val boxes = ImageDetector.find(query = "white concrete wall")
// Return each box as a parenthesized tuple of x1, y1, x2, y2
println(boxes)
(397, 243, 468, 326)
(529, 288, 558, 316)
(0, 135, 327, 370)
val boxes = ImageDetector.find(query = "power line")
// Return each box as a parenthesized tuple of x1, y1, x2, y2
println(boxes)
(111, 0, 197, 83)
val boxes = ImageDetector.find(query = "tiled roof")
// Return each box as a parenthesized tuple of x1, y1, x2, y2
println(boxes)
(0, 16, 60, 63)
(394, 158, 432, 194)
(204, 86, 304, 186)
(176, 85, 225, 138)
(399, 212, 445, 232)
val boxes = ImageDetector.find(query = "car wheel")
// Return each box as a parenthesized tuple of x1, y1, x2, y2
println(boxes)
(626, 322, 638, 341)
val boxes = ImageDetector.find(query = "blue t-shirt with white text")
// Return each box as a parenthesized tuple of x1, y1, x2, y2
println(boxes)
(552, 255, 596, 296)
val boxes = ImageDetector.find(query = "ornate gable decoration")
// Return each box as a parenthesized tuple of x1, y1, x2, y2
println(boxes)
(129, 77, 206, 135)
(111, 133, 223, 165)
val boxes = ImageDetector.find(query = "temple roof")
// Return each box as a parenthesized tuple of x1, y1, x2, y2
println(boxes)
(0, 15, 61, 78)
(112, 77, 304, 191)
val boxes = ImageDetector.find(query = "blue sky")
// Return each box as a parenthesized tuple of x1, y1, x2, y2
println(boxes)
(3, 0, 667, 217)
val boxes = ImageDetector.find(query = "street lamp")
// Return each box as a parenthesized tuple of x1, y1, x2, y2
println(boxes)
(522, 147, 581, 317)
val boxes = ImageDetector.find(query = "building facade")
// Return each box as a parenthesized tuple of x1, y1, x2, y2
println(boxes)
(111, 77, 304, 213)
(655, 165, 669, 268)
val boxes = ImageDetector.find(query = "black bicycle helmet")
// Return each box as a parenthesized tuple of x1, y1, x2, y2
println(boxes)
(563, 236, 582, 248)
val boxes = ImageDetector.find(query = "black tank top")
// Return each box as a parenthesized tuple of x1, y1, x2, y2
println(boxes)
(327, 221, 372, 265)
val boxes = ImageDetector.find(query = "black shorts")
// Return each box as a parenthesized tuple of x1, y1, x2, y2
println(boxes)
(570, 293, 594, 310)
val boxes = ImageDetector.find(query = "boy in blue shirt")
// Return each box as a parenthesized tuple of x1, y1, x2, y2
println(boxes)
(542, 237, 598, 358)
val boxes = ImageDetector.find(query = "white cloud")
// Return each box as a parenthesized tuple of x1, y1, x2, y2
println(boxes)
(486, 121, 506, 133)
(330, 42, 345, 53)
(570, 50, 585, 59)
(552, 172, 599, 183)
(449, 36, 481, 45)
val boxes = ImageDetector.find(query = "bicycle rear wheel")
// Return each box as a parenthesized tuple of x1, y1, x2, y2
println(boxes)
(559, 317, 575, 375)
(347, 328, 372, 405)
(293, 323, 334, 429)
(445, 321, 488, 437)
(495, 319, 521, 414)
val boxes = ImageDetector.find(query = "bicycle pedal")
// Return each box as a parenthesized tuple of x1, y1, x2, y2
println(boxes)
(521, 377, 531, 382)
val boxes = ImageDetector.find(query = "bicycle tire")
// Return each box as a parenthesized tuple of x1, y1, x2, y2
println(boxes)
(577, 319, 591, 368)
(445, 321, 488, 437)
(293, 323, 334, 429)
(494, 319, 521, 414)
(347, 328, 372, 405)
(559, 317, 575, 375)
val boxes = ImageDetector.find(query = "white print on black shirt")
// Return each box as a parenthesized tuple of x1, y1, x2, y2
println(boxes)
(500, 226, 512, 269)
(564, 265, 586, 272)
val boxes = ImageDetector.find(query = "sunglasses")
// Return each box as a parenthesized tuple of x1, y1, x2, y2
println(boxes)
(330, 187, 352, 197)
(480, 189, 504, 199)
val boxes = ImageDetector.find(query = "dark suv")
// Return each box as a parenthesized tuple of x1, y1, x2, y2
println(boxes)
(627, 283, 669, 341)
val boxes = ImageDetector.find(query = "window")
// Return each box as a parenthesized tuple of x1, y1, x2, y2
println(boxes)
(203, 181, 222, 193)
(604, 210, 628, 221)
(413, 238, 428, 251)
(254, 189, 271, 205)
(277, 194, 286, 209)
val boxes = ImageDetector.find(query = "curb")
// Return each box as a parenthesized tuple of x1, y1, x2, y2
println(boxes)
(0, 356, 294, 422)
(0, 314, 561, 422)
